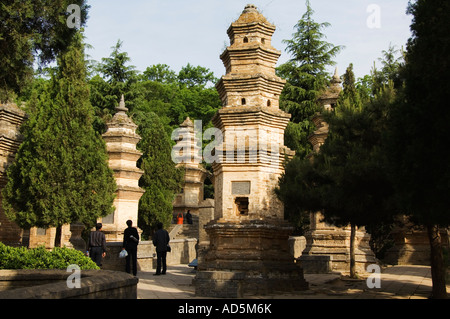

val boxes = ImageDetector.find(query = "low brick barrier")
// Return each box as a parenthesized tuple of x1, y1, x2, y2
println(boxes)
(0, 269, 138, 299)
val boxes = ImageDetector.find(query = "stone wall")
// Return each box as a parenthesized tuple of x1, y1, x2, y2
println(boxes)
(101, 239, 197, 272)
(0, 269, 138, 299)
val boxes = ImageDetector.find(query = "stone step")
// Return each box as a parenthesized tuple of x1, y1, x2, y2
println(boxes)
(168, 223, 198, 240)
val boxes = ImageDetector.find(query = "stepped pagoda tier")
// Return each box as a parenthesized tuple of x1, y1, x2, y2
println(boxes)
(101, 95, 145, 241)
(216, 4, 285, 110)
(195, 4, 307, 298)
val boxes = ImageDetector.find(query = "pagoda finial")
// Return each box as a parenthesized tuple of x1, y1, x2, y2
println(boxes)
(180, 116, 194, 127)
(116, 94, 128, 113)
(243, 4, 258, 13)
(332, 67, 341, 84)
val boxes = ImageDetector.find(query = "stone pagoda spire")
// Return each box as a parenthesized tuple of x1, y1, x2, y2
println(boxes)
(101, 95, 145, 241)
(172, 117, 207, 229)
(212, 3, 294, 222)
(195, 4, 307, 298)
(216, 4, 286, 110)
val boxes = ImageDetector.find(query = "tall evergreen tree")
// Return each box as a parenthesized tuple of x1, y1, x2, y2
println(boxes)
(2, 33, 116, 247)
(386, 0, 450, 298)
(277, 0, 343, 158)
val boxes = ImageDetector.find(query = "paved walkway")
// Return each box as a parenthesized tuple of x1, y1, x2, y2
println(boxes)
(137, 264, 449, 299)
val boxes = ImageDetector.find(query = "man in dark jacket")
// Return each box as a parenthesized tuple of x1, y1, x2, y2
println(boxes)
(88, 223, 107, 267)
(122, 220, 139, 276)
(152, 222, 170, 275)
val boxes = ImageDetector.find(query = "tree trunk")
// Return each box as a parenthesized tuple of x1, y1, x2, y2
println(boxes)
(54, 225, 62, 248)
(426, 224, 447, 299)
(350, 223, 357, 278)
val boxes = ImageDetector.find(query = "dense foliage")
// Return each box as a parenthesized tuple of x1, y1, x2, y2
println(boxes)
(385, 0, 450, 298)
(2, 33, 117, 246)
(0, 0, 90, 101)
(0, 243, 99, 270)
(277, 0, 449, 296)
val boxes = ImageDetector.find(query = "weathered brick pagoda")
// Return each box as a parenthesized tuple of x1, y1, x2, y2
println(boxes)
(172, 117, 207, 229)
(195, 4, 308, 297)
(101, 95, 145, 241)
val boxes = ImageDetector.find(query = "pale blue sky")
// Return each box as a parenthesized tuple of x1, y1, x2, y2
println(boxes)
(83, 0, 412, 80)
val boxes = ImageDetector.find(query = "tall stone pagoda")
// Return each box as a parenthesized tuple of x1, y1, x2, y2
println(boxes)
(299, 70, 377, 274)
(101, 95, 145, 241)
(172, 117, 208, 228)
(195, 4, 308, 297)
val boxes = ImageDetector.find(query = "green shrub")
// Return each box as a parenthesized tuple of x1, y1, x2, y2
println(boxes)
(0, 243, 99, 270)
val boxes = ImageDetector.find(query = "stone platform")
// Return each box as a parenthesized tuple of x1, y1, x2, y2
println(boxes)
(195, 220, 308, 297)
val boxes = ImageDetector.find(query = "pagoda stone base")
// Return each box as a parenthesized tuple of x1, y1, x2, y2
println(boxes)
(300, 226, 377, 274)
(383, 218, 449, 266)
(195, 220, 308, 297)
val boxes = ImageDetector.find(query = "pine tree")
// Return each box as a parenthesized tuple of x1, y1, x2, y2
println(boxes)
(386, 0, 450, 299)
(2, 33, 116, 247)
(277, 0, 343, 158)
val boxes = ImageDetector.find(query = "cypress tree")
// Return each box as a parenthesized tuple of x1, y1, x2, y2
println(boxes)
(2, 33, 116, 247)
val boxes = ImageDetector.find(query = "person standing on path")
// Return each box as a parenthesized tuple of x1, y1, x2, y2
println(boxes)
(152, 222, 170, 275)
(88, 223, 107, 267)
(122, 220, 139, 276)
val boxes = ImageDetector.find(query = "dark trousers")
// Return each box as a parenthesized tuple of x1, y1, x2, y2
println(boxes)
(125, 246, 138, 276)
(90, 247, 103, 267)
(156, 251, 167, 274)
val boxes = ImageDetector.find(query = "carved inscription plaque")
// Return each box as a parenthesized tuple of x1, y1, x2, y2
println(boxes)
(231, 181, 251, 195)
